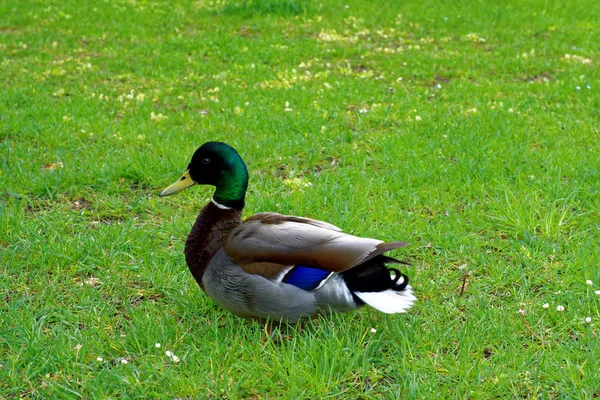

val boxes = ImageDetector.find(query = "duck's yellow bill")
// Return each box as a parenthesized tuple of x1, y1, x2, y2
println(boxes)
(160, 170, 196, 196)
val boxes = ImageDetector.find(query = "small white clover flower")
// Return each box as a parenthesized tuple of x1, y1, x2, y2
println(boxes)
(120, 359, 129, 364)
(518, 308, 526, 315)
(370, 328, 377, 333)
(96, 357, 104, 362)
(155, 343, 161, 348)
(542, 303, 550, 309)
(586, 280, 593, 285)
(556, 305, 565, 312)
(595, 290, 600, 295)
(166, 351, 180, 363)
(585, 317, 592, 324)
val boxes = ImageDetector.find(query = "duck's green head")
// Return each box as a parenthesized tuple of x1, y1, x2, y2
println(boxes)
(160, 142, 249, 209)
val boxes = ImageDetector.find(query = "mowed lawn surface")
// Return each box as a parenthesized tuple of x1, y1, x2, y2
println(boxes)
(1, 0, 599, 397)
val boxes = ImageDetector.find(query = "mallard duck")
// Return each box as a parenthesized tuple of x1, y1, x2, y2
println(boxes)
(160, 142, 416, 322)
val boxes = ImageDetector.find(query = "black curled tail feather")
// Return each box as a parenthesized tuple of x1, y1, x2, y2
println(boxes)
(342, 255, 411, 306)
(388, 268, 409, 290)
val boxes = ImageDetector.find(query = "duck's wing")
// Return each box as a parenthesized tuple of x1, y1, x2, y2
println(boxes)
(244, 212, 343, 232)
(224, 213, 408, 276)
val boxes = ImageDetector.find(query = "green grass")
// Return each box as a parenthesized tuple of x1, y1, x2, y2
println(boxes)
(1, 0, 599, 397)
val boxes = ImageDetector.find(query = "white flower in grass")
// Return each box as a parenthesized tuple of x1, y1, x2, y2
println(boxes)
(585, 317, 592, 324)
(120, 359, 129, 364)
(518, 308, 526, 316)
(84, 277, 101, 286)
(370, 328, 377, 333)
(542, 303, 550, 309)
(155, 343, 161, 348)
(96, 357, 104, 362)
(166, 351, 180, 363)
(586, 280, 593, 285)
(556, 305, 565, 312)
(595, 290, 600, 295)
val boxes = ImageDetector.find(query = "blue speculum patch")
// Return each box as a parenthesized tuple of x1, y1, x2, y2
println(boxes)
(282, 265, 332, 291)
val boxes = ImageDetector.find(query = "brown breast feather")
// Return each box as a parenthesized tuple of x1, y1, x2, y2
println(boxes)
(224, 213, 408, 275)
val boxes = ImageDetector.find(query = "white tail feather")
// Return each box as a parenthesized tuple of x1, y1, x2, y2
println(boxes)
(354, 286, 416, 314)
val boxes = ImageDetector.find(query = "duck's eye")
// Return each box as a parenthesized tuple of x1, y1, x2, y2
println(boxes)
(202, 158, 211, 165)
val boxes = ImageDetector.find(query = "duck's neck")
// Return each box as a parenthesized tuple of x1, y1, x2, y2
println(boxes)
(184, 200, 243, 289)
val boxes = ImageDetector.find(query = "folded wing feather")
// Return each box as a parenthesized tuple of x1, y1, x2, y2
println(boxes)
(224, 213, 407, 275)
(244, 212, 343, 232)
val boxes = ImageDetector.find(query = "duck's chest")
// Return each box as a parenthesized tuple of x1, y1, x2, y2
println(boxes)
(183, 201, 242, 288)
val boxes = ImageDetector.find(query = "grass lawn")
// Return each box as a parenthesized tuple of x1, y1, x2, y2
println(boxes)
(1, 0, 599, 397)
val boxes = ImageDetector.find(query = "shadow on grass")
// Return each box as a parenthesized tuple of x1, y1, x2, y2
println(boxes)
(218, 0, 310, 17)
